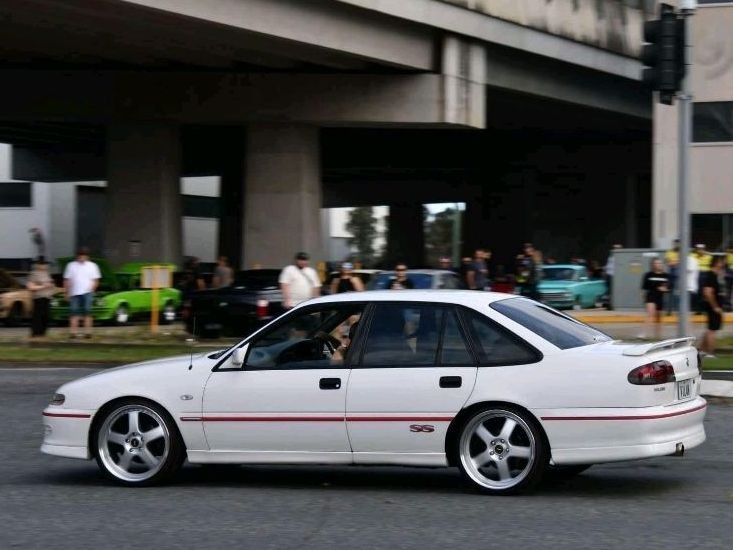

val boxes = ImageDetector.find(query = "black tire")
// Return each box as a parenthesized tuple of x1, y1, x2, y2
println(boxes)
(114, 304, 130, 326)
(456, 405, 548, 495)
(159, 302, 176, 325)
(91, 398, 185, 487)
(545, 464, 592, 480)
(5, 302, 24, 327)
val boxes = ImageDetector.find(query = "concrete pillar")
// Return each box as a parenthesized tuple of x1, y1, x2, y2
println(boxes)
(217, 128, 246, 269)
(242, 124, 324, 268)
(105, 123, 182, 266)
(386, 203, 425, 268)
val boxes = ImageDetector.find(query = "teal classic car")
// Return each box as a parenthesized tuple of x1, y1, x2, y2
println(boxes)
(51, 260, 181, 325)
(536, 264, 607, 310)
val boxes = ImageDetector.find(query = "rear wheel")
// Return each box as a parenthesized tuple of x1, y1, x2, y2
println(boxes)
(159, 302, 176, 325)
(5, 302, 23, 326)
(457, 406, 547, 495)
(93, 399, 184, 486)
(114, 304, 129, 326)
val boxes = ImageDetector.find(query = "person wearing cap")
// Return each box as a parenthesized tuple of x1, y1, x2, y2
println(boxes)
(725, 244, 733, 309)
(664, 239, 680, 315)
(279, 252, 321, 309)
(63, 247, 101, 339)
(330, 262, 364, 294)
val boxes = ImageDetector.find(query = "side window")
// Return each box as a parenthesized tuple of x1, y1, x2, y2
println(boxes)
(245, 304, 364, 370)
(440, 309, 473, 365)
(362, 304, 442, 366)
(465, 309, 539, 366)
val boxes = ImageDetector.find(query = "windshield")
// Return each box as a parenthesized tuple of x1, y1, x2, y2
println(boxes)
(232, 270, 280, 290)
(368, 272, 433, 290)
(491, 297, 611, 349)
(541, 268, 578, 281)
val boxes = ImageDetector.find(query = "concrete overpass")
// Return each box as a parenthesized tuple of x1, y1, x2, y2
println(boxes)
(0, 0, 654, 268)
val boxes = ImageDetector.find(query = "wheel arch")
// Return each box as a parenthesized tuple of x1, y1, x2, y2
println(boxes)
(87, 395, 185, 456)
(444, 400, 551, 467)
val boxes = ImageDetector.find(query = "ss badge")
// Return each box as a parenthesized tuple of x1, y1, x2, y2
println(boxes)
(409, 424, 435, 433)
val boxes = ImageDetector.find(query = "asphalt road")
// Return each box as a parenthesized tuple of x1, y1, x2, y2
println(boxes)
(1, 368, 731, 550)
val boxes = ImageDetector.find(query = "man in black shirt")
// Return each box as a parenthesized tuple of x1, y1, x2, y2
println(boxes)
(700, 257, 725, 358)
(389, 264, 414, 290)
(641, 258, 670, 340)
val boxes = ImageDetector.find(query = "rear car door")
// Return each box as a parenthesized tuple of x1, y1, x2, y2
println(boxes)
(345, 302, 478, 463)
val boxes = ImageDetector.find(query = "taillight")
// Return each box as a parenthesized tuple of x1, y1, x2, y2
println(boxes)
(256, 299, 269, 319)
(627, 360, 675, 385)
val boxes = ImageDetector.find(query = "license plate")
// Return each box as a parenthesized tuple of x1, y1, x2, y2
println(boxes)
(677, 379, 692, 401)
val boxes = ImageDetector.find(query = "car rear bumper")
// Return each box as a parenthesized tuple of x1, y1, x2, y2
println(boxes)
(40, 408, 93, 460)
(536, 397, 707, 465)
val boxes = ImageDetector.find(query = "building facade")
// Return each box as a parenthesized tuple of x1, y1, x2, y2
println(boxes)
(653, 1, 733, 250)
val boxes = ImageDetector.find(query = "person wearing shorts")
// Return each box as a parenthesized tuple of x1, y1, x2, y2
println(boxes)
(700, 257, 725, 358)
(641, 258, 670, 340)
(63, 247, 101, 339)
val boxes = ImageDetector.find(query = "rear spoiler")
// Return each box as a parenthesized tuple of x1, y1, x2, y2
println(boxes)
(622, 337, 696, 357)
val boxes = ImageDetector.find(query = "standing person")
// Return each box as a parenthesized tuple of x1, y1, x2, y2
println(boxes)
(438, 256, 456, 273)
(389, 263, 414, 289)
(180, 256, 206, 297)
(63, 247, 101, 339)
(330, 262, 364, 294)
(26, 258, 56, 338)
(640, 258, 670, 340)
(725, 244, 733, 309)
(212, 256, 233, 289)
(694, 244, 711, 313)
(699, 257, 725, 358)
(665, 239, 680, 315)
(604, 243, 622, 310)
(466, 249, 489, 290)
(459, 256, 472, 287)
(28, 227, 46, 260)
(279, 252, 321, 309)
(516, 243, 538, 298)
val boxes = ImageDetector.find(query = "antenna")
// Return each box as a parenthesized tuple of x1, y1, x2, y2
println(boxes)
(188, 315, 196, 370)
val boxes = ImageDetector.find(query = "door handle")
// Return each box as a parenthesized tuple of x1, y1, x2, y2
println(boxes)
(439, 376, 462, 388)
(319, 377, 341, 390)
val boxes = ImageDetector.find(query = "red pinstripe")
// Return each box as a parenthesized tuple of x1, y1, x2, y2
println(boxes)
(541, 403, 706, 421)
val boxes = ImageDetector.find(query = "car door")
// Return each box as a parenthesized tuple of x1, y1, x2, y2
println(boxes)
(345, 302, 478, 463)
(201, 303, 364, 460)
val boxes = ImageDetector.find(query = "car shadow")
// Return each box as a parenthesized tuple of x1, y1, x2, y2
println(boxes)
(30, 462, 685, 497)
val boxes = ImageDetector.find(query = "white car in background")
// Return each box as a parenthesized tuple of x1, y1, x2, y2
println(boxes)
(41, 291, 706, 495)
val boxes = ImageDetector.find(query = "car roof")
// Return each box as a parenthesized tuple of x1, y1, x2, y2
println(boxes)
(375, 270, 457, 275)
(543, 264, 582, 269)
(304, 289, 515, 307)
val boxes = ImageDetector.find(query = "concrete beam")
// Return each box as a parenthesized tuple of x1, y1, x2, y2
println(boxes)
(336, 0, 642, 79)
(0, 71, 485, 129)
(117, 0, 434, 70)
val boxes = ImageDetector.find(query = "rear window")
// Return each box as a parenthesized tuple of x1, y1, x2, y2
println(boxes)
(490, 297, 611, 350)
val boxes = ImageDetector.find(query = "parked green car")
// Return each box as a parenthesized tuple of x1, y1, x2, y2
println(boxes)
(536, 264, 607, 310)
(50, 260, 181, 325)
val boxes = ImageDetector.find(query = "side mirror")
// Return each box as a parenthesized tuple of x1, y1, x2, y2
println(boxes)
(231, 345, 248, 367)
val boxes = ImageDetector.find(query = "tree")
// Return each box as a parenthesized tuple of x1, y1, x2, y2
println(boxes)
(346, 207, 377, 267)
(425, 208, 458, 267)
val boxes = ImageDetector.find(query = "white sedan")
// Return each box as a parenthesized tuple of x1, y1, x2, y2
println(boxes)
(41, 291, 706, 495)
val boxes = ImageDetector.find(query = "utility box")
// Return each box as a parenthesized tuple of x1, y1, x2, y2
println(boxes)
(611, 248, 666, 310)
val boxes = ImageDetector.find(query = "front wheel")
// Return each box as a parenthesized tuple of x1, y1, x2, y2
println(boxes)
(93, 399, 185, 486)
(457, 406, 547, 495)
(114, 305, 130, 326)
(159, 302, 176, 325)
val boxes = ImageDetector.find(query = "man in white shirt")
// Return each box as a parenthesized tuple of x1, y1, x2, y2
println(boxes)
(63, 247, 101, 338)
(279, 252, 321, 309)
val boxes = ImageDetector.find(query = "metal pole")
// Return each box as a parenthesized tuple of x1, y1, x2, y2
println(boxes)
(677, 4, 695, 337)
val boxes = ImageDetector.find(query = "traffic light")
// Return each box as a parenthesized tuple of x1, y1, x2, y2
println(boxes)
(641, 3, 686, 105)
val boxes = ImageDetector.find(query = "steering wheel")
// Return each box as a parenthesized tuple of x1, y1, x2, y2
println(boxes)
(314, 331, 340, 355)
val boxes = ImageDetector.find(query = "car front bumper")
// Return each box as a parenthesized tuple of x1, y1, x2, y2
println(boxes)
(40, 408, 94, 460)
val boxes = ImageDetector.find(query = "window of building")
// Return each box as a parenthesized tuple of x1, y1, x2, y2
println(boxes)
(693, 102, 733, 143)
(183, 195, 219, 218)
(0, 181, 32, 207)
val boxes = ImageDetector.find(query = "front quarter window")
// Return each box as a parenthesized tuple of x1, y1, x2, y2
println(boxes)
(491, 298, 610, 350)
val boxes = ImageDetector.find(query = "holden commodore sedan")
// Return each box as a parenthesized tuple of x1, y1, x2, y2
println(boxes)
(41, 291, 706, 495)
